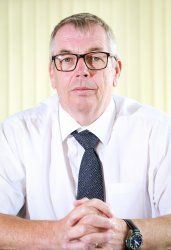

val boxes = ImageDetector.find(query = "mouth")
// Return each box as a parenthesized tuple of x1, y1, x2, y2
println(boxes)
(73, 87, 94, 91)
(72, 86, 96, 95)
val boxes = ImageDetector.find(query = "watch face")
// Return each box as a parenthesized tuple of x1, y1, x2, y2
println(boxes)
(128, 233, 142, 250)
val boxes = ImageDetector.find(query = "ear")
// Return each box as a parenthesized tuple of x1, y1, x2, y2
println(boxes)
(113, 59, 122, 87)
(49, 61, 56, 89)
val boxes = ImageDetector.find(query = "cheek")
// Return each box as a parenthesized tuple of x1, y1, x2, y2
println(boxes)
(97, 71, 113, 93)
(53, 73, 70, 92)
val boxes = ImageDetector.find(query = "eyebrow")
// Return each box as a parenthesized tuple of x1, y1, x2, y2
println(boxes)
(58, 47, 104, 54)
(88, 47, 104, 52)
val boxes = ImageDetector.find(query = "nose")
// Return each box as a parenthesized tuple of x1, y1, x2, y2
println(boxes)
(75, 58, 90, 78)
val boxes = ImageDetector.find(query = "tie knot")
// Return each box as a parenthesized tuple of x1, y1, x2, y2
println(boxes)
(71, 130, 100, 150)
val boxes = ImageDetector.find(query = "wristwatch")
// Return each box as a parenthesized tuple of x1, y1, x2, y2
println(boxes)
(123, 219, 143, 250)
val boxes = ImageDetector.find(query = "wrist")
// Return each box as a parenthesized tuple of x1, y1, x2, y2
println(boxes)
(123, 219, 143, 250)
(33, 220, 62, 249)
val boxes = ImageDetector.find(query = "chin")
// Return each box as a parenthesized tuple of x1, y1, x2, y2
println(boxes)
(72, 100, 93, 113)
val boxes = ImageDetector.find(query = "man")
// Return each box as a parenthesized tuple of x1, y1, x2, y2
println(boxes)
(0, 12, 171, 249)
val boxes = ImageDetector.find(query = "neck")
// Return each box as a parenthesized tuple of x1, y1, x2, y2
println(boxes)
(59, 97, 111, 126)
(68, 109, 102, 126)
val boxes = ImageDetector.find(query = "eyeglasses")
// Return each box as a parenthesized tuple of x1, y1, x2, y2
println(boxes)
(52, 52, 117, 72)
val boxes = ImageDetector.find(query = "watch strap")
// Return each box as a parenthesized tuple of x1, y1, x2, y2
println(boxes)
(124, 219, 143, 250)
(123, 219, 140, 231)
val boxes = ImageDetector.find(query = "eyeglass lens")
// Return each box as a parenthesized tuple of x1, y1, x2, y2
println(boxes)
(54, 52, 108, 71)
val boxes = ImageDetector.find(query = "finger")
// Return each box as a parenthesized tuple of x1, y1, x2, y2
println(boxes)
(74, 198, 89, 207)
(68, 206, 99, 226)
(67, 214, 113, 241)
(67, 223, 101, 240)
(80, 214, 114, 229)
(62, 239, 91, 250)
(81, 231, 115, 246)
(80, 199, 113, 218)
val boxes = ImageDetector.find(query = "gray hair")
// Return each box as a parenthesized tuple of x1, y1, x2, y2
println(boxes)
(49, 13, 118, 59)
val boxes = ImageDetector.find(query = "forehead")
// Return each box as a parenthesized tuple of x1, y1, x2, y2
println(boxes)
(53, 23, 109, 54)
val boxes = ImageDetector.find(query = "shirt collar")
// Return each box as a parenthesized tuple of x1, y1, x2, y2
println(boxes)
(59, 98, 116, 145)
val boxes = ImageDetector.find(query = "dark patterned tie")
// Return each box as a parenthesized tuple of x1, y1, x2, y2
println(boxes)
(71, 129, 105, 201)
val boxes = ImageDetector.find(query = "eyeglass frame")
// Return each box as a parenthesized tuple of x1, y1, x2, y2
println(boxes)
(51, 51, 117, 72)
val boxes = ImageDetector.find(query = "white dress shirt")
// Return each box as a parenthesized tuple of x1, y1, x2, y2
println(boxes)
(0, 95, 171, 220)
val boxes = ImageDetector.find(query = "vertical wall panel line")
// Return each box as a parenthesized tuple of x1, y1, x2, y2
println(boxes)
(0, 1, 9, 120)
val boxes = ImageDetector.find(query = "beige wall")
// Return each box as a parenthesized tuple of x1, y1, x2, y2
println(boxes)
(0, 0, 171, 120)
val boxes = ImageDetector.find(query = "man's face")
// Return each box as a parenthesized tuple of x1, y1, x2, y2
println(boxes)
(49, 24, 121, 125)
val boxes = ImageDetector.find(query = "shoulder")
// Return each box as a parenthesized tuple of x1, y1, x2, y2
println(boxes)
(0, 95, 59, 135)
(112, 95, 171, 160)
(113, 95, 171, 126)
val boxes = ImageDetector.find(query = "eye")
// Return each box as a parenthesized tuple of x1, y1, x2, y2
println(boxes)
(86, 55, 102, 64)
(92, 56, 101, 62)
(62, 57, 73, 63)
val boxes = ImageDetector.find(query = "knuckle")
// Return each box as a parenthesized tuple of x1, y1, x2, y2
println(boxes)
(80, 223, 89, 234)
(106, 203, 112, 212)
(80, 206, 89, 214)
(83, 213, 92, 220)
(91, 198, 99, 204)
(80, 216, 88, 224)
(83, 236, 93, 244)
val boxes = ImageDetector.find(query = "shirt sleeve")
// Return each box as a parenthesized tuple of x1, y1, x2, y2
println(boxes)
(0, 120, 25, 215)
(149, 120, 171, 217)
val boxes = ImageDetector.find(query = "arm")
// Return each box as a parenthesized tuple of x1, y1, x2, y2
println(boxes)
(133, 215, 171, 250)
(73, 200, 171, 250)
(0, 199, 114, 249)
(0, 213, 57, 249)
(105, 215, 171, 250)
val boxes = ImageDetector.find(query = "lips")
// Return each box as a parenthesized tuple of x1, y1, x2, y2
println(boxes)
(72, 86, 96, 95)
(73, 87, 94, 91)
